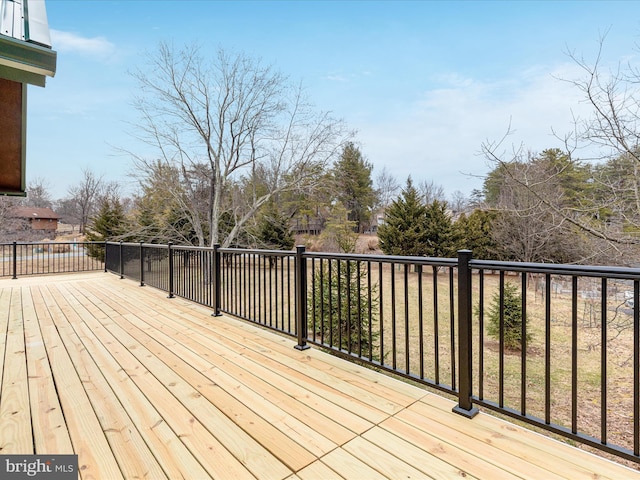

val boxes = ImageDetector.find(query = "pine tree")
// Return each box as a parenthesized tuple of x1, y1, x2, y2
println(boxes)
(454, 209, 499, 259)
(319, 204, 358, 253)
(484, 282, 531, 350)
(332, 143, 376, 233)
(257, 201, 295, 250)
(378, 177, 429, 256)
(309, 258, 379, 358)
(309, 205, 379, 358)
(424, 199, 455, 257)
(86, 196, 128, 260)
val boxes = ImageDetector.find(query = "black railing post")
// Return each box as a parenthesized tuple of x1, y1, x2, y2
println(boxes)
(12, 241, 17, 279)
(119, 241, 124, 279)
(294, 245, 310, 350)
(139, 242, 145, 287)
(212, 244, 221, 316)
(167, 242, 174, 298)
(453, 249, 479, 418)
(104, 241, 108, 272)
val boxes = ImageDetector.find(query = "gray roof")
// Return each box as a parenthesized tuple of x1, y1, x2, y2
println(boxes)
(9, 206, 60, 219)
(0, 0, 56, 86)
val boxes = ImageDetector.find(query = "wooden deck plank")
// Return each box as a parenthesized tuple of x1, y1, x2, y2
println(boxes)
(0, 288, 33, 454)
(51, 285, 268, 480)
(175, 304, 418, 417)
(115, 309, 338, 460)
(414, 394, 638, 480)
(205, 322, 411, 416)
(119, 293, 406, 424)
(382, 410, 565, 480)
(101, 317, 306, 476)
(367, 420, 523, 480)
(73, 317, 213, 480)
(102, 278, 412, 421)
(46, 284, 169, 479)
(66, 284, 312, 477)
(0, 288, 11, 382)
(296, 460, 346, 480)
(0, 273, 638, 480)
(21, 286, 74, 454)
(342, 437, 437, 479)
(78, 280, 376, 436)
(80, 282, 365, 445)
(318, 448, 389, 480)
(158, 328, 362, 445)
(34, 285, 124, 480)
(160, 318, 375, 438)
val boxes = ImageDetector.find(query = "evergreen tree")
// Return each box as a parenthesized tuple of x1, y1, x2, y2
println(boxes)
(378, 177, 429, 256)
(257, 201, 295, 250)
(320, 204, 358, 253)
(424, 199, 455, 257)
(309, 205, 379, 358)
(309, 259, 379, 358)
(86, 196, 129, 260)
(133, 160, 204, 245)
(87, 197, 128, 241)
(332, 143, 376, 233)
(484, 282, 531, 350)
(454, 209, 500, 259)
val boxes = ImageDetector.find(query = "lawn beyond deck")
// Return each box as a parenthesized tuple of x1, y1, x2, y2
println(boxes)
(0, 272, 637, 479)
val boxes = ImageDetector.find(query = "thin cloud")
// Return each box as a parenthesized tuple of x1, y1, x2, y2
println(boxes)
(326, 73, 352, 82)
(50, 29, 116, 59)
(356, 62, 593, 195)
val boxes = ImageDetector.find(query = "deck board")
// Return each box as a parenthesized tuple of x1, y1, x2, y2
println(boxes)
(34, 284, 124, 479)
(22, 286, 74, 455)
(0, 272, 638, 480)
(0, 288, 32, 454)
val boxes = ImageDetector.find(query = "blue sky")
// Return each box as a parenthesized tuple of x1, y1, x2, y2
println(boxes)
(26, 0, 640, 199)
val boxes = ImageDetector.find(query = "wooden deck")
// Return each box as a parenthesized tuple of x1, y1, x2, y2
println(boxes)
(0, 272, 637, 480)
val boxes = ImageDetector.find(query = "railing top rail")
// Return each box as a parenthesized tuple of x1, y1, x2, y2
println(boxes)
(472, 258, 640, 279)
(218, 247, 296, 257)
(305, 251, 458, 267)
(108, 241, 147, 248)
(139, 243, 168, 249)
(1, 241, 104, 246)
(108, 241, 211, 252)
(105, 240, 640, 279)
(166, 244, 212, 252)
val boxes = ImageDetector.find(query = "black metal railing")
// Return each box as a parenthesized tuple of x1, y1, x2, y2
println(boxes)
(0, 241, 105, 278)
(468, 257, 640, 464)
(305, 251, 459, 397)
(100, 242, 640, 465)
(218, 246, 297, 334)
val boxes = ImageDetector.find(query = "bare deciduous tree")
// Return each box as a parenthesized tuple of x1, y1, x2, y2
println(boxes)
(0, 196, 22, 241)
(65, 169, 104, 234)
(374, 166, 399, 211)
(482, 145, 626, 264)
(130, 42, 350, 247)
(23, 177, 53, 209)
(449, 190, 470, 216)
(482, 37, 640, 264)
(488, 157, 579, 263)
(418, 179, 447, 205)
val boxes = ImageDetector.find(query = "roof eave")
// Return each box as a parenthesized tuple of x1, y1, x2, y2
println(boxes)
(0, 33, 56, 86)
